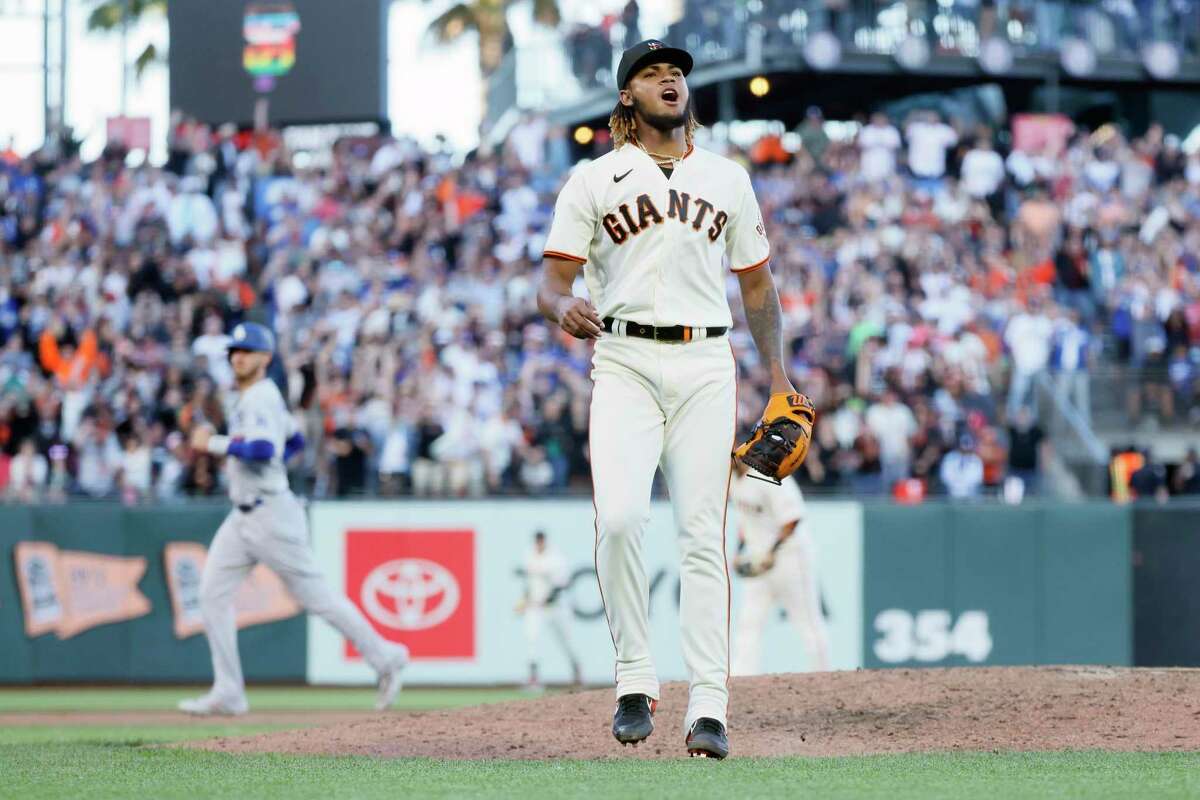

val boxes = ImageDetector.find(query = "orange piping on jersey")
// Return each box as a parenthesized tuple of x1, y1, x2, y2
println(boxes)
(543, 250, 587, 264)
(682, 143, 695, 160)
(722, 340, 737, 693)
(732, 256, 769, 274)
(683, 327, 692, 342)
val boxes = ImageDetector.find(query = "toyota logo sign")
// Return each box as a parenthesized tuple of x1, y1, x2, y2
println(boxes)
(360, 558, 460, 631)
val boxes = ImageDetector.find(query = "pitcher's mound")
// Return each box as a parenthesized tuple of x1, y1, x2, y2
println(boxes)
(190, 667, 1200, 760)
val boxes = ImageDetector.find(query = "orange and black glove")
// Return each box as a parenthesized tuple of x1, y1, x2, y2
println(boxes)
(732, 392, 816, 484)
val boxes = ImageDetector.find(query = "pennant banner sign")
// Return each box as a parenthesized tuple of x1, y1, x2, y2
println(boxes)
(13, 542, 151, 639)
(163, 541, 301, 639)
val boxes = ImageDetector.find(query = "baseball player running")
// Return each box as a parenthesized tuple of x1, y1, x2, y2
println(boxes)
(515, 531, 583, 690)
(537, 40, 810, 759)
(179, 322, 408, 716)
(730, 463, 831, 676)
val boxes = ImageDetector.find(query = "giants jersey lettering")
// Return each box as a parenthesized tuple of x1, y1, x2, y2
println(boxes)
(543, 145, 770, 328)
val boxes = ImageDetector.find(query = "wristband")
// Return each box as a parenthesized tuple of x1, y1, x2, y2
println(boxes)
(206, 435, 231, 456)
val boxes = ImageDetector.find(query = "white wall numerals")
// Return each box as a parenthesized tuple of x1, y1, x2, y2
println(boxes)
(873, 609, 993, 664)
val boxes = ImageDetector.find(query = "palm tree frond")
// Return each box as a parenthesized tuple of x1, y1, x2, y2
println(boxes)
(86, 0, 168, 33)
(133, 43, 161, 78)
(86, 1, 126, 32)
(426, 4, 478, 44)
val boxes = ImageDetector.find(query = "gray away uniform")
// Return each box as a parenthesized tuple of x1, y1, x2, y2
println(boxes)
(199, 378, 397, 701)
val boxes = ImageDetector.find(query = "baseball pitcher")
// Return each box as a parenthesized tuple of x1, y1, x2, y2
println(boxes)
(179, 322, 408, 716)
(515, 531, 582, 690)
(537, 40, 813, 759)
(730, 462, 831, 676)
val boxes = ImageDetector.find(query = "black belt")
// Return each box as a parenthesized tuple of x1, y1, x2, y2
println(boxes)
(602, 317, 727, 342)
(236, 499, 264, 513)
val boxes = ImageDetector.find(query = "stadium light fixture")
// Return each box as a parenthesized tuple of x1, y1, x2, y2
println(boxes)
(1142, 41, 1180, 80)
(574, 126, 594, 146)
(749, 76, 771, 98)
(895, 35, 931, 71)
(1060, 37, 1096, 77)
(977, 37, 1013, 75)
(804, 31, 842, 71)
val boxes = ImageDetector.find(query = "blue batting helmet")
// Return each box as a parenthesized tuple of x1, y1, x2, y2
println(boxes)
(227, 322, 275, 355)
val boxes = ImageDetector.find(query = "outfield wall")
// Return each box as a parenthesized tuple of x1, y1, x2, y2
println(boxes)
(0, 500, 1149, 684)
(0, 505, 306, 684)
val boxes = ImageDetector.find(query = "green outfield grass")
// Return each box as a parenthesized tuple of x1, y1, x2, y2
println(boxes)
(1, 689, 1196, 799)
(0, 686, 530, 713)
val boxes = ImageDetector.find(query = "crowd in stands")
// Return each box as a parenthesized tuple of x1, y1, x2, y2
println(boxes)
(567, 1, 1200, 90)
(1, 102, 1199, 504)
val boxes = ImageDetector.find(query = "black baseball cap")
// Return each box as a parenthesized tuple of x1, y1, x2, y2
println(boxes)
(616, 39, 693, 89)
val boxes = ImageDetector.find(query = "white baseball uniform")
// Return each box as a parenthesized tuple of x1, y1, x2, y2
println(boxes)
(521, 544, 581, 680)
(730, 473, 830, 675)
(198, 377, 401, 703)
(544, 142, 770, 731)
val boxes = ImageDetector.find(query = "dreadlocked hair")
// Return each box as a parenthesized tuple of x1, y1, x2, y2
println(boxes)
(608, 99, 700, 150)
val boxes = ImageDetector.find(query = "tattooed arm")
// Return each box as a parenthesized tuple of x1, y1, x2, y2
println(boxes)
(736, 264, 796, 394)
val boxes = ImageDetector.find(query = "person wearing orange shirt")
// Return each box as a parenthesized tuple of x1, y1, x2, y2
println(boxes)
(39, 322, 101, 440)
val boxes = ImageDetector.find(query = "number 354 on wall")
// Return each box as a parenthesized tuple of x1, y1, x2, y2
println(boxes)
(873, 609, 994, 664)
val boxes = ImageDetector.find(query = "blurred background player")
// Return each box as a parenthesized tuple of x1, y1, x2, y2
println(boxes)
(179, 322, 409, 715)
(514, 530, 582, 691)
(730, 461, 831, 675)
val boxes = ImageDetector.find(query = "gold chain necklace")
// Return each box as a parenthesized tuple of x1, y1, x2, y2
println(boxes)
(636, 141, 686, 168)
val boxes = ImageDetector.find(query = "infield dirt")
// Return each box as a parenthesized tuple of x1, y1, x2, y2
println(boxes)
(186, 666, 1200, 760)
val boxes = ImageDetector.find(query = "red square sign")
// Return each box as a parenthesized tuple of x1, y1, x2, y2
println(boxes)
(344, 529, 475, 660)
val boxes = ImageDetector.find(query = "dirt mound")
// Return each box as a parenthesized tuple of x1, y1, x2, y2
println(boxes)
(189, 667, 1200, 760)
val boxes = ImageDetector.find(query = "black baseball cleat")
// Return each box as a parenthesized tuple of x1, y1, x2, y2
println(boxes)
(612, 693, 657, 745)
(686, 718, 730, 759)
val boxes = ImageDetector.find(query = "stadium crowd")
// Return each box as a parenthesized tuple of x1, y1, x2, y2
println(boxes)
(1, 105, 1199, 504)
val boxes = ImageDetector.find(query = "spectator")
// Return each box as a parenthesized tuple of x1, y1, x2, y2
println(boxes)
(940, 435, 985, 499)
(905, 110, 958, 185)
(1172, 448, 1200, 496)
(120, 431, 152, 505)
(1129, 449, 1169, 503)
(38, 321, 101, 441)
(329, 421, 372, 497)
(960, 135, 1006, 202)
(798, 107, 831, 163)
(1005, 298, 1054, 420)
(1051, 308, 1092, 423)
(7, 437, 46, 503)
(857, 112, 902, 184)
(378, 403, 414, 496)
(191, 314, 233, 388)
(155, 430, 188, 502)
(73, 415, 122, 498)
(621, 0, 641, 50)
(1006, 407, 1046, 496)
(479, 401, 524, 492)
(519, 446, 555, 493)
(865, 388, 918, 491)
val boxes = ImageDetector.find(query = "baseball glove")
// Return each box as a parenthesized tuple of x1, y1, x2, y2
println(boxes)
(733, 552, 775, 578)
(732, 392, 816, 484)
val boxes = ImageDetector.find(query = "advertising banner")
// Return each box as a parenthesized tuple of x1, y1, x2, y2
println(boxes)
(162, 541, 302, 639)
(308, 500, 863, 685)
(13, 541, 151, 639)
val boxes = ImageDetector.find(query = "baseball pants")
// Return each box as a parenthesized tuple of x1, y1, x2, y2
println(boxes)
(524, 602, 580, 673)
(200, 492, 393, 700)
(732, 544, 831, 676)
(589, 333, 735, 731)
